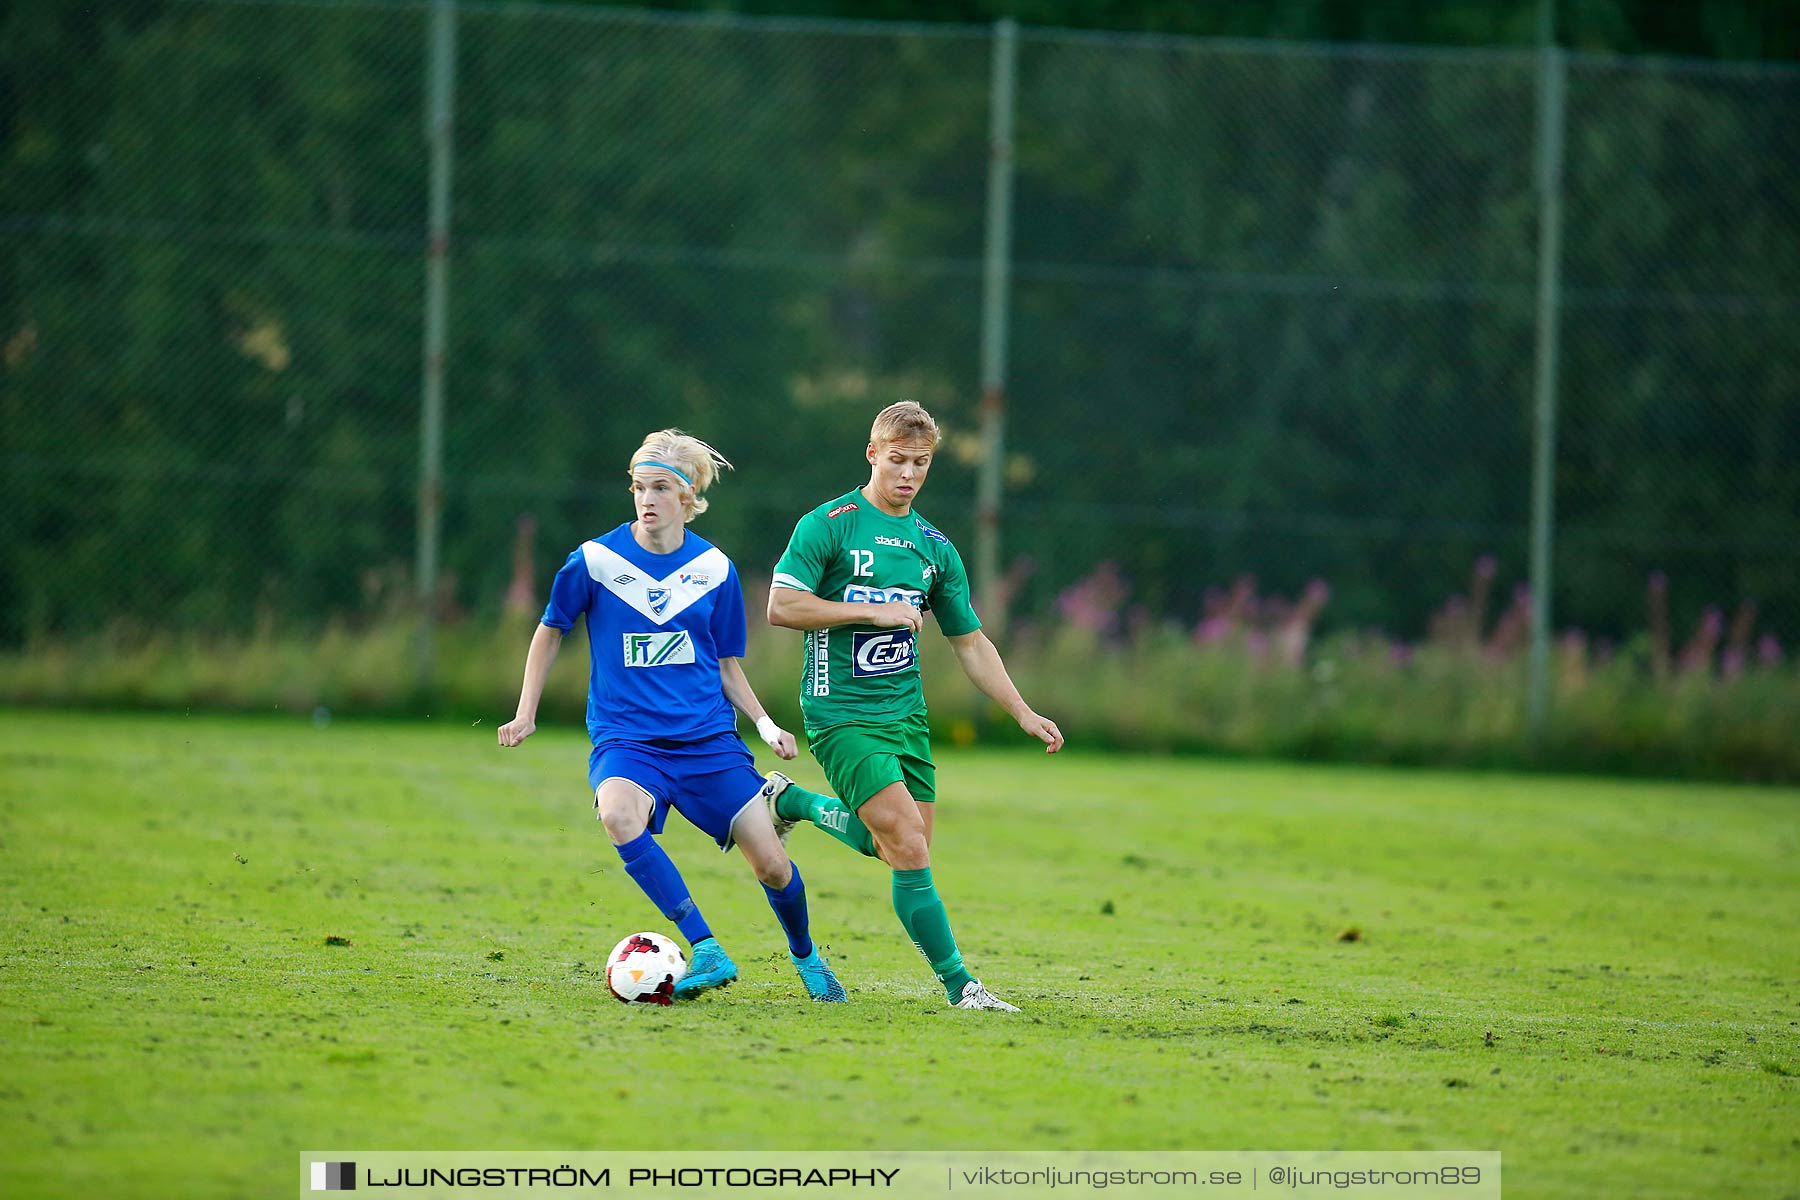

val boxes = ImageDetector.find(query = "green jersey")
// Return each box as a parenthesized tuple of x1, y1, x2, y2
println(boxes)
(772, 489, 982, 733)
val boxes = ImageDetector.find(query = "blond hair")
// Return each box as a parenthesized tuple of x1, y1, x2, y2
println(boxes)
(869, 401, 941, 450)
(627, 429, 733, 522)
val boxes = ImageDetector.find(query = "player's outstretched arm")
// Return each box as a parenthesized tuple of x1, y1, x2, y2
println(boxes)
(498, 623, 564, 747)
(767, 587, 921, 633)
(718, 656, 797, 760)
(945, 629, 1064, 753)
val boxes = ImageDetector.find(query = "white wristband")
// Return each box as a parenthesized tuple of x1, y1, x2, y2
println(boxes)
(755, 716, 783, 747)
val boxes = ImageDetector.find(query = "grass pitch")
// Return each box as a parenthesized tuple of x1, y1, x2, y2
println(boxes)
(2, 710, 1796, 1198)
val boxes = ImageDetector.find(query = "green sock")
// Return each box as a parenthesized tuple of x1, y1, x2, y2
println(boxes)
(891, 867, 975, 1002)
(778, 783, 878, 858)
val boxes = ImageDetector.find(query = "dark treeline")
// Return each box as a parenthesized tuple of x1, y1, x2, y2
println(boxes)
(593, 0, 1800, 62)
(1, 0, 1796, 647)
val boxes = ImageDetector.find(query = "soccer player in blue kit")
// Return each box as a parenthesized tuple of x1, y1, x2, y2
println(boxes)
(497, 430, 845, 1002)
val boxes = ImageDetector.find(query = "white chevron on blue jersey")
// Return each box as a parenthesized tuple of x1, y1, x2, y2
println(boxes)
(583, 542, 731, 626)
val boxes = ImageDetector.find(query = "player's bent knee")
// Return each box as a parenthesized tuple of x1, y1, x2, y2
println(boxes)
(866, 808, 928, 865)
(858, 783, 920, 834)
(731, 817, 793, 888)
(884, 829, 930, 868)
(595, 782, 651, 845)
(598, 805, 646, 844)
(856, 783, 928, 868)
(748, 850, 792, 889)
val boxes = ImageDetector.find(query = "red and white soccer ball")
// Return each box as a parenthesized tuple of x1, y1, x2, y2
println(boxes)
(606, 931, 687, 1005)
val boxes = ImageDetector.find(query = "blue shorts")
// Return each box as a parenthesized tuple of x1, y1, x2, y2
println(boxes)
(587, 732, 766, 851)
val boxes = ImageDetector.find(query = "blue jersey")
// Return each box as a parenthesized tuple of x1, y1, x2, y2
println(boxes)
(541, 523, 747, 748)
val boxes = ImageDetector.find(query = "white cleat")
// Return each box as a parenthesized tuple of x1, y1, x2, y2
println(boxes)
(953, 980, 1021, 1012)
(761, 771, 798, 845)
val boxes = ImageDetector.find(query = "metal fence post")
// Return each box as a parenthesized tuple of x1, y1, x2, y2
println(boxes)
(1527, 0, 1566, 747)
(976, 17, 1018, 622)
(417, 0, 458, 685)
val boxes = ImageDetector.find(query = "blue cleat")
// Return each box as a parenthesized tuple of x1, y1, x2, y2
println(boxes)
(672, 938, 738, 999)
(790, 945, 848, 1002)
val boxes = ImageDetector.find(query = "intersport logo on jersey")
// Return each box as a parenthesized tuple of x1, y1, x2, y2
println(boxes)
(851, 630, 915, 677)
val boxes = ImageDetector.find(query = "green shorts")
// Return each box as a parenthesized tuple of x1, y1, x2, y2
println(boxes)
(806, 711, 936, 810)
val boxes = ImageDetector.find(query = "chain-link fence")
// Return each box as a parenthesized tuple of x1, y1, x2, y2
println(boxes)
(4, 0, 1796, 665)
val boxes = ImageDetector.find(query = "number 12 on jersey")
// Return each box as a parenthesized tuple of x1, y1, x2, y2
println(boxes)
(849, 549, 874, 577)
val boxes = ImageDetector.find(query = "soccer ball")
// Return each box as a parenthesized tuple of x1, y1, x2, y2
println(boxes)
(606, 931, 686, 1005)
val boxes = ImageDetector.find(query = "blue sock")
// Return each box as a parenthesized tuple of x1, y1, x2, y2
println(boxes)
(615, 830, 712, 946)
(761, 863, 814, 959)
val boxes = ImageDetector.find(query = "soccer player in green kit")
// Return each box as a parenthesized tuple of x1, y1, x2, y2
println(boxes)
(765, 401, 1063, 1011)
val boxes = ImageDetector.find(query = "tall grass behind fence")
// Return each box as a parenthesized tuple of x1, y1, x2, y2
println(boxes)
(3, 566, 1795, 782)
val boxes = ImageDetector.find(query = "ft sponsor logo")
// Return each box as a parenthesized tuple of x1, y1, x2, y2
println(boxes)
(624, 631, 695, 667)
